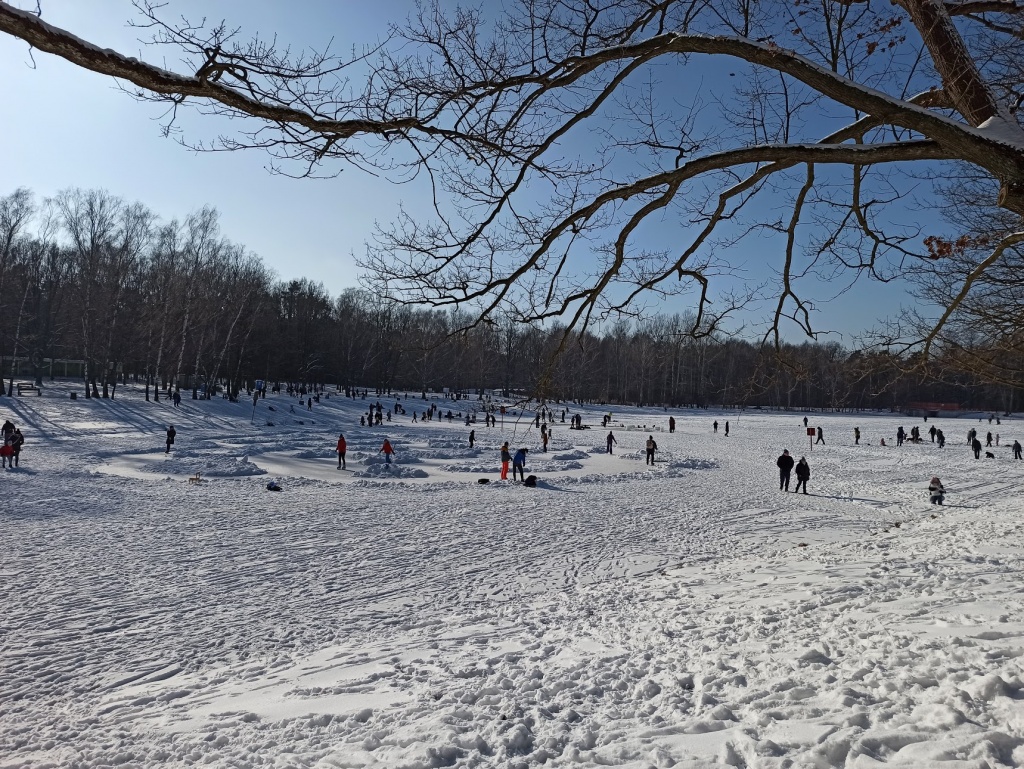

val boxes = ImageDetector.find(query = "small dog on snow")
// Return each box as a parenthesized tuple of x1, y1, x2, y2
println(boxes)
(985, 451, 996, 458)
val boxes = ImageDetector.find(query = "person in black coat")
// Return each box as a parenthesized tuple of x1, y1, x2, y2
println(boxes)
(972, 437, 982, 459)
(776, 449, 794, 491)
(794, 456, 810, 494)
(166, 425, 176, 454)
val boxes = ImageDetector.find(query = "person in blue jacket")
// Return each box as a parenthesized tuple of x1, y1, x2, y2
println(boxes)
(512, 447, 529, 481)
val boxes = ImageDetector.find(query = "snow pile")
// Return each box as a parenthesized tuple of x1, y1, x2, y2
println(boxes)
(551, 449, 589, 461)
(354, 463, 429, 478)
(138, 453, 267, 477)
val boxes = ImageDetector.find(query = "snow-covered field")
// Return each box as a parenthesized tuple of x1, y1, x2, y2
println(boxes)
(2, 384, 1024, 768)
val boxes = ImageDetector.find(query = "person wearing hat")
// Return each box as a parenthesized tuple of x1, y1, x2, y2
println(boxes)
(512, 447, 528, 481)
(794, 456, 810, 494)
(500, 442, 511, 480)
(776, 449, 794, 491)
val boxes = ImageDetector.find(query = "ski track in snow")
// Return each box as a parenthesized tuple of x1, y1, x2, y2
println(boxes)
(2, 385, 1024, 767)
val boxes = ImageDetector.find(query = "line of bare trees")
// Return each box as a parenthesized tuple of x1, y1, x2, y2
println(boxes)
(2, 185, 1020, 411)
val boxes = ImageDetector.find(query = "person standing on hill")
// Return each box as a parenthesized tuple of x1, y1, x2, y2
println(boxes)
(929, 425, 937, 442)
(165, 425, 176, 454)
(972, 437, 982, 459)
(794, 456, 810, 494)
(713, 420, 718, 433)
(1014, 440, 1022, 460)
(669, 416, 676, 433)
(929, 477, 945, 505)
(606, 431, 617, 454)
(512, 447, 528, 481)
(986, 431, 993, 447)
(854, 427, 860, 445)
(336, 433, 347, 469)
(469, 429, 475, 449)
(777, 449, 794, 491)
(497, 442, 509, 479)
(380, 438, 395, 465)
(645, 435, 658, 465)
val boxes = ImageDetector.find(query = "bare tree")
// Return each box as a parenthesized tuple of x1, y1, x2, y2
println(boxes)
(3, 0, 1024, 347)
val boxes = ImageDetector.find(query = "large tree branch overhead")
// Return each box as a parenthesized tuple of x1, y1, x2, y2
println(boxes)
(2, 0, 1024, 342)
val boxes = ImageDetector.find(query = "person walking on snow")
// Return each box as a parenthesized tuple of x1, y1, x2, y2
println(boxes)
(500, 442, 511, 480)
(669, 416, 675, 433)
(512, 447, 528, 481)
(606, 431, 617, 454)
(380, 438, 395, 465)
(10, 428, 23, 467)
(854, 427, 860, 445)
(469, 429, 475, 449)
(815, 425, 824, 445)
(1014, 440, 1022, 460)
(929, 476, 945, 505)
(897, 426, 905, 447)
(336, 433, 347, 469)
(972, 437, 982, 459)
(645, 435, 658, 465)
(724, 421, 730, 437)
(777, 449, 794, 491)
(929, 425, 937, 442)
(794, 456, 810, 494)
(713, 420, 718, 433)
(986, 431, 994, 447)
(165, 425, 176, 454)
(937, 429, 946, 448)
(803, 416, 808, 428)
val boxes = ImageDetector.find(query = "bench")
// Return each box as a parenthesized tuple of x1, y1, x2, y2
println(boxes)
(16, 382, 40, 396)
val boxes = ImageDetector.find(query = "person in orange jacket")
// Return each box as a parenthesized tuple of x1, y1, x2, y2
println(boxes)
(500, 441, 511, 480)
(336, 433, 347, 469)
(380, 438, 395, 465)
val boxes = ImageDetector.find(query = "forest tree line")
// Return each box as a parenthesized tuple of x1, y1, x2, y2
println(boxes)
(1, 187, 1019, 412)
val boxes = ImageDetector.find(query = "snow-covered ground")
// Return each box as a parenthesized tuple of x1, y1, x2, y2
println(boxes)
(2, 384, 1023, 768)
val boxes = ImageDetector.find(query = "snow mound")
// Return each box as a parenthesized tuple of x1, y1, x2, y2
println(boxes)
(418, 448, 481, 460)
(292, 448, 337, 460)
(440, 463, 498, 474)
(364, 454, 423, 465)
(140, 455, 267, 477)
(354, 464, 429, 479)
(666, 458, 719, 470)
(552, 450, 589, 460)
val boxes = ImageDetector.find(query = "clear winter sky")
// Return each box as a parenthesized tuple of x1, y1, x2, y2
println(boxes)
(0, 0, 920, 342)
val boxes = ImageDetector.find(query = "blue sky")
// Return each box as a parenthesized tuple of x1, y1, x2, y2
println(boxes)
(0, 0, 922, 341)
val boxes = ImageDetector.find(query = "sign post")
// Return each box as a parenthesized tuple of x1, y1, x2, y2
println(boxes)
(807, 427, 816, 451)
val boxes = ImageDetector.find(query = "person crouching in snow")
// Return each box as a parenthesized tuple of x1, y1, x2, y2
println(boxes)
(929, 476, 945, 505)
(379, 438, 395, 465)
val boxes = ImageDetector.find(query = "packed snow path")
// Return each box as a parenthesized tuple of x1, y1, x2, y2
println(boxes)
(1, 385, 1023, 767)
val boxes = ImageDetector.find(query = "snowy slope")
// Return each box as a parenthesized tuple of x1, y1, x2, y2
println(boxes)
(1, 384, 1023, 768)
